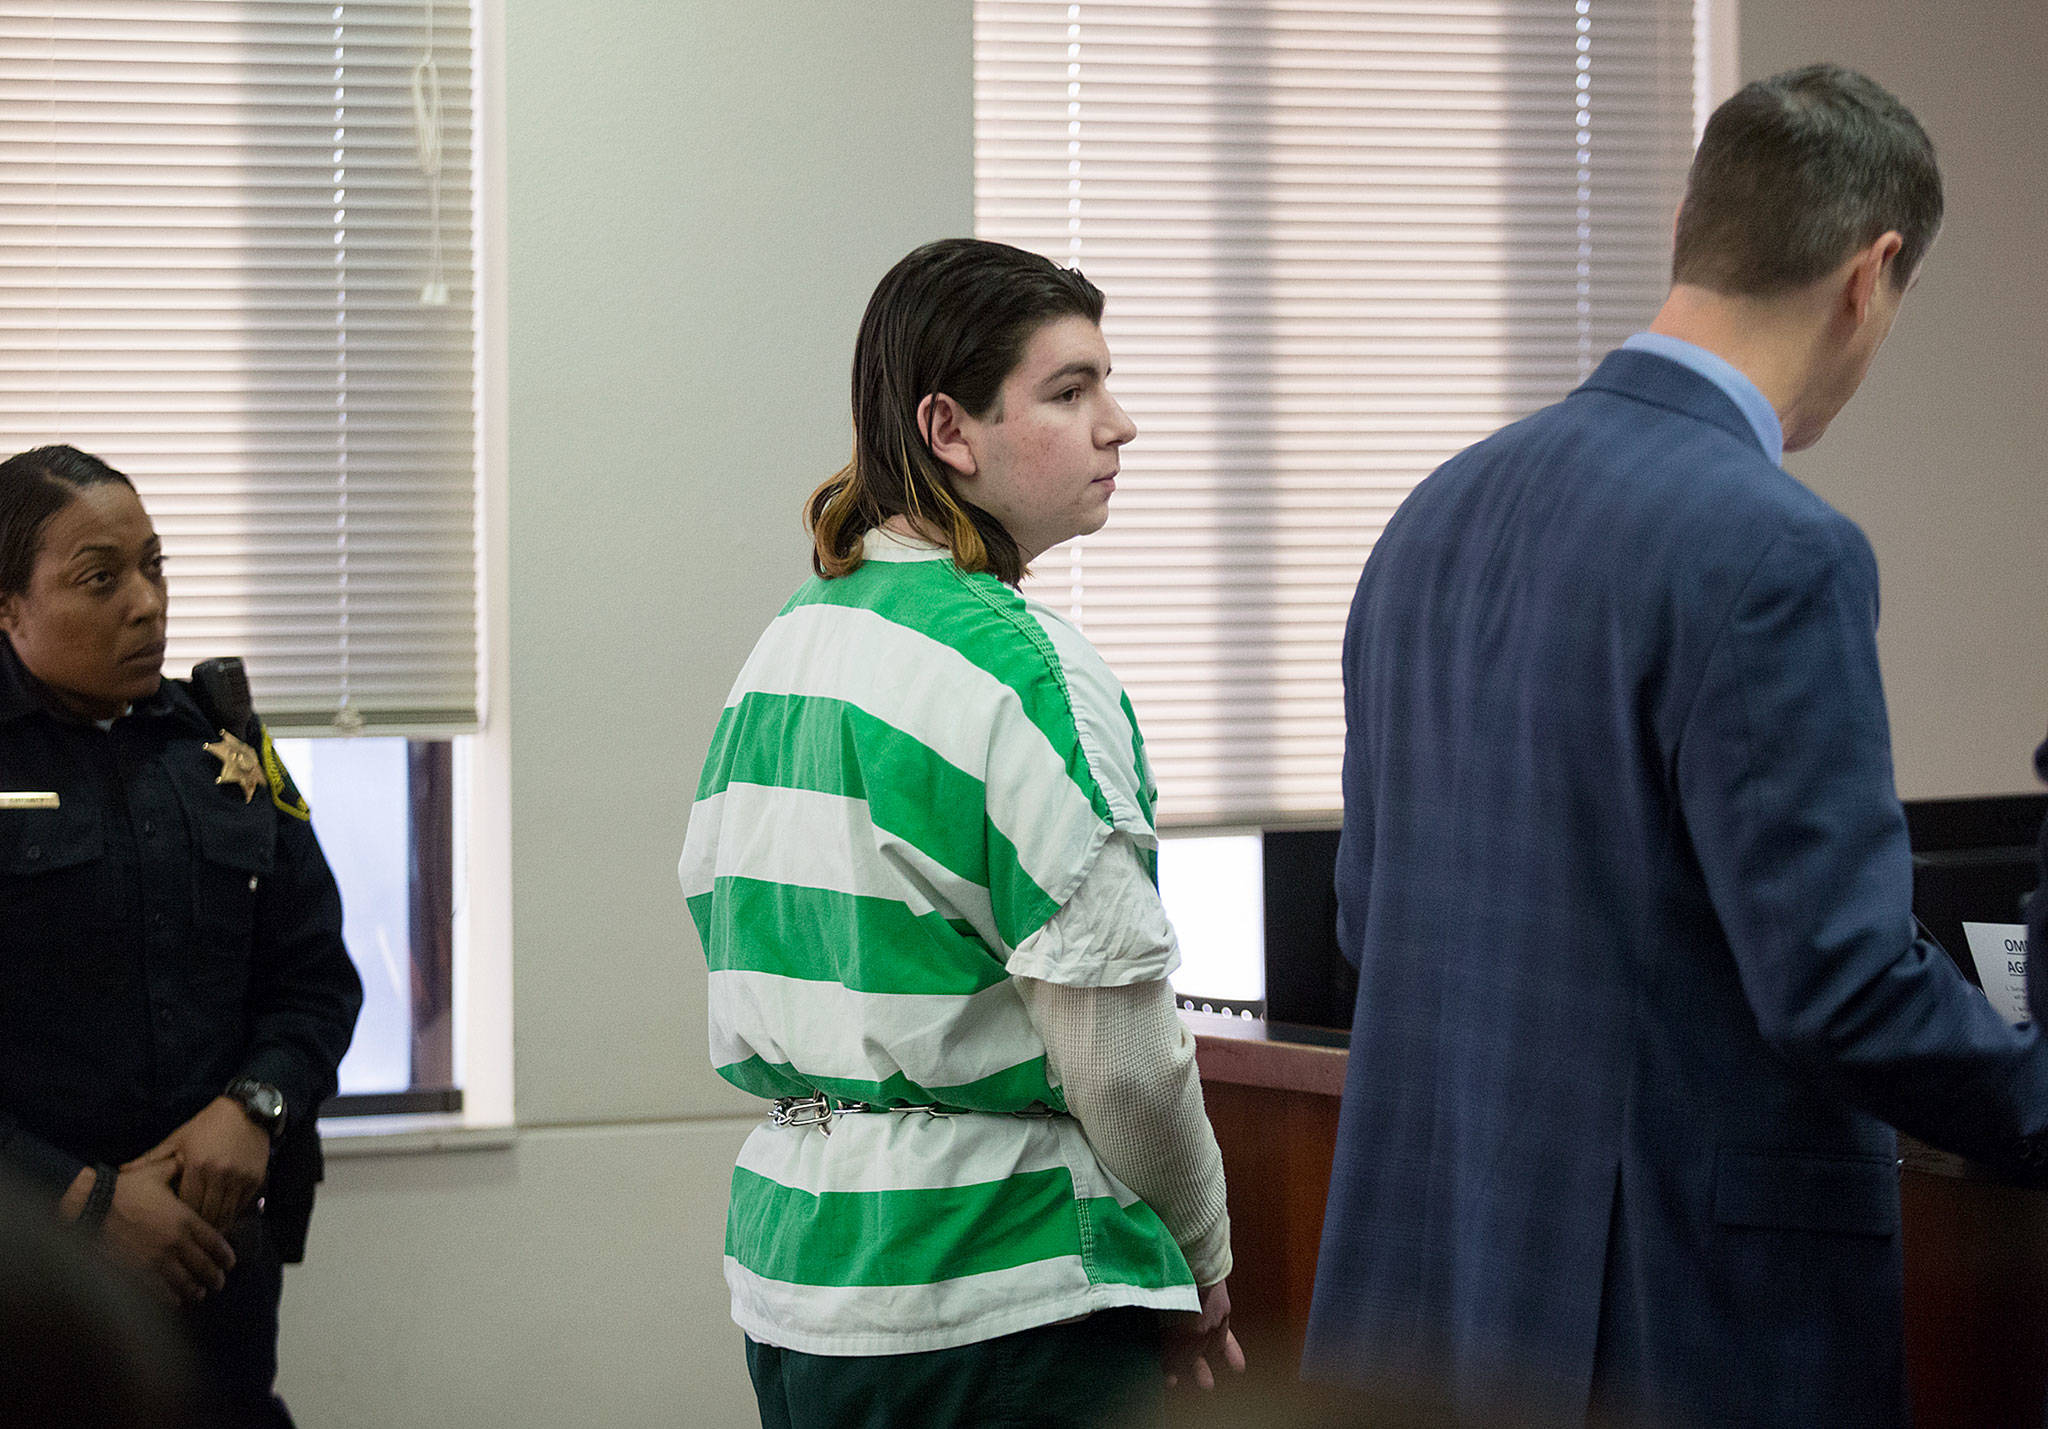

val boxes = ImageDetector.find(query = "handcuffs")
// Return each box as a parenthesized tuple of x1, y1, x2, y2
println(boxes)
(769, 1091, 1061, 1134)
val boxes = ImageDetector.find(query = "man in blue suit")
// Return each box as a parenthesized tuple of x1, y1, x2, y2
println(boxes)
(1306, 65, 2048, 1427)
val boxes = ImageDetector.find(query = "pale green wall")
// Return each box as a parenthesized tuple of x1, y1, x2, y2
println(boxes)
(504, 0, 975, 1124)
(278, 1121, 756, 1426)
(277, 5, 972, 1425)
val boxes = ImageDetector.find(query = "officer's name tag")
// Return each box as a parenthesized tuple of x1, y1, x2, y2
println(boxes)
(0, 792, 59, 811)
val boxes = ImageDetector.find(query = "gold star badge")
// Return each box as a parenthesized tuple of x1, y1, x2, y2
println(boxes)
(204, 730, 268, 804)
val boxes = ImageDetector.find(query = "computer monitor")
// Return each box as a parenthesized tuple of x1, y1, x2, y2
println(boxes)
(1907, 794, 2044, 1020)
(1258, 796, 2047, 1035)
(1262, 827, 1353, 1035)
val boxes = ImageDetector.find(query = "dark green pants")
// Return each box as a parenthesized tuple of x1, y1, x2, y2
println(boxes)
(745, 1307, 1163, 1429)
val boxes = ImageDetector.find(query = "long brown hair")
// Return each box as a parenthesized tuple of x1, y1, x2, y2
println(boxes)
(807, 238, 1104, 586)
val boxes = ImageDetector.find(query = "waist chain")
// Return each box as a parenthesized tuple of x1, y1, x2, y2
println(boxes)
(768, 1091, 1066, 1134)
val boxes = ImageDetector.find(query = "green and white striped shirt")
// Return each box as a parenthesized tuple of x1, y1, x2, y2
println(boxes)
(681, 527, 1199, 1355)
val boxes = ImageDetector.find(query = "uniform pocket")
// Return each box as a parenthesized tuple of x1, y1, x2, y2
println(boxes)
(0, 807, 109, 939)
(183, 794, 276, 962)
(0, 806, 102, 877)
(1712, 1146, 1899, 1238)
(0, 807, 124, 1006)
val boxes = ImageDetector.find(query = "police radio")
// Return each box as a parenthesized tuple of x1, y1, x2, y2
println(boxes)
(190, 655, 258, 744)
(190, 657, 312, 822)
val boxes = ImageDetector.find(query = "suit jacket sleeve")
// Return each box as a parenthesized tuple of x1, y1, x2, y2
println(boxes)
(1676, 524, 2048, 1172)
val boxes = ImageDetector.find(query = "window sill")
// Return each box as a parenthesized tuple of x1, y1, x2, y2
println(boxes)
(317, 1114, 517, 1157)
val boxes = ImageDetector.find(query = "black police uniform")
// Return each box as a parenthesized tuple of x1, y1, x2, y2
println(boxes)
(0, 634, 362, 1426)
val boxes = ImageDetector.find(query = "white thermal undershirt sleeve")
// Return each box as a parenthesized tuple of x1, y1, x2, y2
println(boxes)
(1013, 836, 1233, 1288)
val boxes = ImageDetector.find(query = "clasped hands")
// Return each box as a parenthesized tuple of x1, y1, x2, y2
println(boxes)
(83, 1096, 271, 1305)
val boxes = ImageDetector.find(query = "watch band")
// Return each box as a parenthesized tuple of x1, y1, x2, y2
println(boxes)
(224, 1076, 287, 1140)
(77, 1163, 118, 1232)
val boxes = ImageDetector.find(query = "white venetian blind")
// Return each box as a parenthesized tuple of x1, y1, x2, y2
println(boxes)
(0, 0, 478, 732)
(977, 0, 1695, 826)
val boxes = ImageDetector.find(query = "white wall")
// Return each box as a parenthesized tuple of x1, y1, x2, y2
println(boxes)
(276, 4, 973, 1426)
(1744, 0, 2048, 800)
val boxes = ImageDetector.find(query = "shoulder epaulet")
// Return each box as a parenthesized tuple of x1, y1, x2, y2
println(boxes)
(258, 726, 312, 822)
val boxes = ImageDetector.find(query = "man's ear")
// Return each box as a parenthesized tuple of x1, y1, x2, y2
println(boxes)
(0, 592, 17, 639)
(1844, 230, 1905, 323)
(917, 392, 979, 480)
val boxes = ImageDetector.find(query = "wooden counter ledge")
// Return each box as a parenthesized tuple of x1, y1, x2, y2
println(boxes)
(1185, 1009, 1349, 1099)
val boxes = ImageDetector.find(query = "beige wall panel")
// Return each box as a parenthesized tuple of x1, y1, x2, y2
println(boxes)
(1743, 1, 2048, 798)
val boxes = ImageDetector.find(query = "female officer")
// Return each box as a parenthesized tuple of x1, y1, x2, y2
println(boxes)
(682, 240, 1242, 1428)
(0, 445, 361, 1428)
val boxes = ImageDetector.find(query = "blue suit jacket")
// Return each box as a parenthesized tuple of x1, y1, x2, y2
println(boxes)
(1305, 350, 2048, 1426)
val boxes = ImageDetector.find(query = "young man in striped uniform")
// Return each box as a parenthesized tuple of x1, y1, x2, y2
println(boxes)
(681, 238, 1241, 1427)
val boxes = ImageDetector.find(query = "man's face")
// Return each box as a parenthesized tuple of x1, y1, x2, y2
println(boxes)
(952, 315, 1137, 565)
(0, 482, 168, 720)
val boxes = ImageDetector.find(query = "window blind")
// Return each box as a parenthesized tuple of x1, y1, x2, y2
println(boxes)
(976, 0, 1695, 827)
(0, 0, 479, 732)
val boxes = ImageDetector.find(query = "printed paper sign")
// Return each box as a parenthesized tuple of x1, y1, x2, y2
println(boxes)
(1963, 922, 2030, 1026)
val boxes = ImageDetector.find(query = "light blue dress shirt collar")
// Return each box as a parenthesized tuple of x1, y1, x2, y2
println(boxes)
(1621, 331, 1784, 466)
